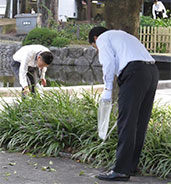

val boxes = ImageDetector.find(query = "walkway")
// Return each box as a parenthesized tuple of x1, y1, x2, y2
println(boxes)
(0, 151, 170, 184)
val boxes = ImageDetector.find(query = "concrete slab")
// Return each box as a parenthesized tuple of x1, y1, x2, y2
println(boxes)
(0, 151, 170, 184)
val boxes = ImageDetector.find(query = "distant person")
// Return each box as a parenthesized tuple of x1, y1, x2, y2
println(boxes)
(89, 27, 159, 182)
(152, 0, 168, 19)
(11, 45, 53, 96)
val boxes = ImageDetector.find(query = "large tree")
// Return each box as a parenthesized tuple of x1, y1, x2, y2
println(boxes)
(37, 0, 58, 27)
(105, 0, 143, 37)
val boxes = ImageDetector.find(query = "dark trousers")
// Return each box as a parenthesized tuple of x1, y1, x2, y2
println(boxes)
(155, 10, 163, 19)
(11, 60, 40, 93)
(113, 61, 159, 175)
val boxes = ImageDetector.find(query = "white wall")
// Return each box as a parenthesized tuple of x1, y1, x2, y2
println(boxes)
(0, 0, 6, 15)
(58, 0, 77, 22)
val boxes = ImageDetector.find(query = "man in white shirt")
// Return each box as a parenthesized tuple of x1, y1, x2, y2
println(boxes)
(152, 0, 168, 19)
(89, 27, 159, 181)
(11, 45, 53, 96)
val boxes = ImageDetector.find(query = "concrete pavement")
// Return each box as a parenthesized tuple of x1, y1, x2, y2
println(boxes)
(0, 150, 170, 184)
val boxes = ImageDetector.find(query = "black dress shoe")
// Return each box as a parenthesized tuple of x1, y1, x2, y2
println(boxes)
(97, 170, 130, 181)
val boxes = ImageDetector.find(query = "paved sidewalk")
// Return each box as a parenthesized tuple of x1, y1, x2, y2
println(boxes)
(154, 88, 171, 105)
(0, 150, 170, 184)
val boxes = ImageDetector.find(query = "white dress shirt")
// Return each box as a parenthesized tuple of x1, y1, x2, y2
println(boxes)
(152, 1, 167, 19)
(96, 30, 155, 91)
(13, 45, 50, 88)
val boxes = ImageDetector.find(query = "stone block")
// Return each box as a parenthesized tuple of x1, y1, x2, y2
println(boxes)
(75, 56, 89, 66)
(68, 48, 83, 58)
(83, 48, 97, 65)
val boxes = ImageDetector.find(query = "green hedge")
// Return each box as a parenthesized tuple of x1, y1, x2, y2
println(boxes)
(140, 16, 171, 27)
(0, 91, 170, 178)
(22, 28, 70, 47)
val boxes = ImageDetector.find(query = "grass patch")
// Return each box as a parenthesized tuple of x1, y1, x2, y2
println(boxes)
(0, 90, 170, 178)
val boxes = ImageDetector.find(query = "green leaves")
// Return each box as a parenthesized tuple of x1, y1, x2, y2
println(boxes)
(140, 16, 171, 27)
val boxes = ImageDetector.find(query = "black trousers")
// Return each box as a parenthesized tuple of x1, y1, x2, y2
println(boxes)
(112, 61, 159, 175)
(155, 10, 163, 19)
(11, 60, 40, 93)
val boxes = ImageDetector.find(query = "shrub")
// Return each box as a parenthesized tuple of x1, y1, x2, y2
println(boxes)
(51, 37, 70, 47)
(0, 92, 170, 178)
(22, 28, 58, 47)
(140, 16, 171, 27)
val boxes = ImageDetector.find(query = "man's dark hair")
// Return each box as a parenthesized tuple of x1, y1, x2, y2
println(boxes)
(154, 0, 158, 2)
(40, 51, 54, 65)
(89, 26, 108, 44)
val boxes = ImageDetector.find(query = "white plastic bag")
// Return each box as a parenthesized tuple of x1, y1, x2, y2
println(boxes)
(36, 83, 44, 96)
(98, 99, 112, 140)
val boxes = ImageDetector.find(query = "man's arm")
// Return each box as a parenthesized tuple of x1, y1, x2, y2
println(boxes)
(19, 60, 29, 89)
(98, 44, 116, 100)
(40, 67, 47, 79)
(40, 67, 47, 86)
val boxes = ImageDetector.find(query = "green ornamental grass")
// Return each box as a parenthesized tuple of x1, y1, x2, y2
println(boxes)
(0, 90, 170, 178)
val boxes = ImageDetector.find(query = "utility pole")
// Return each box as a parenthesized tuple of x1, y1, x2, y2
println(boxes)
(9, 0, 13, 18)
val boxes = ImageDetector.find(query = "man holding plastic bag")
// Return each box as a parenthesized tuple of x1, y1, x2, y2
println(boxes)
(89, 27, 159, 182)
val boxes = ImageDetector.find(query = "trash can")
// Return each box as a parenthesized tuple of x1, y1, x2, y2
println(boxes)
(15, 13, 42, 34)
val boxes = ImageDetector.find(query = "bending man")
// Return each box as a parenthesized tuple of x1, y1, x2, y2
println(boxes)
(89, 27, 159, 182)
(11, 45, 53, 96)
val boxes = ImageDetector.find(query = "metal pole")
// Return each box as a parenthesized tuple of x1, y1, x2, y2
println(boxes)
(17, 0, 20, 14)
(10, 0, 13, 18)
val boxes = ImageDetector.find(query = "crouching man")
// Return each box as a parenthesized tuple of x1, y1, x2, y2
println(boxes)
(11, 45, 54, 96)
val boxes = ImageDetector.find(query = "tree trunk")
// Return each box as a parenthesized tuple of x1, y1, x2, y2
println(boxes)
(5, 0, 10, 18)
(105, 0, 143, 102)
(20, 0, 26, 13)
(105, 0, 143, 38)
(13, 0, 17, 16)
(37, 0, 58, 27)
(51, 0, 58, 22)
(76, 0, 83, 20)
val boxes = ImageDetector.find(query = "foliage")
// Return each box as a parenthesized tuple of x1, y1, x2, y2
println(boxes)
(0, 91, 170, 178)
(22, 28, 70, 47)
(51, 37, 70, 48)
(140, 16, 171, 27)
(22, 21, 105, 46)
(22, 28, 57, 47)
(140, 104, 171, 178)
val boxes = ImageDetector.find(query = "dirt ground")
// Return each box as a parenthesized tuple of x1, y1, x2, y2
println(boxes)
(0, 18, 16, 26)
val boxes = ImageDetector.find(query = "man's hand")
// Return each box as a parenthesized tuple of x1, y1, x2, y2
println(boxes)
(101, 89, 112, 100)
(41, 79, 47, 87)
(23, 86, 30, 96)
